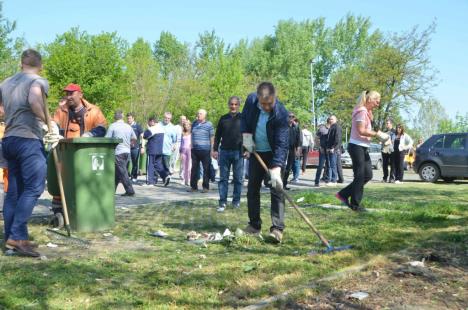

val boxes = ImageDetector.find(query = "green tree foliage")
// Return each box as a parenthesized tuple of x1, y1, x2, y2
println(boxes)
(43, 28, 127, 118)
(326, 23, 437, 130)
(438, 113, 468, 133)
(0, 9, 441, 131)
(411, 98, 448, 140)
(0, 2, 24, 81)
(125, 38, 162, 122)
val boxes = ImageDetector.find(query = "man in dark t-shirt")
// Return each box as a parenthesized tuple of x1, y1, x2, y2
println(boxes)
(127, 113, 143, 181)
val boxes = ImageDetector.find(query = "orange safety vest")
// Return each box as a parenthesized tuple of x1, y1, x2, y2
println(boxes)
(52, 99, 107, 138)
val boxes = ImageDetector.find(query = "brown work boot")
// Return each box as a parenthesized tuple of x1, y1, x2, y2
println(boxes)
(5, 239, 40, 257)
(244, 225, 261, 236)
(267, 229, 283, 244)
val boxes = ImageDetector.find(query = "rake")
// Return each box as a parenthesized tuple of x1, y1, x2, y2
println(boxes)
(252, 151, 352, 255)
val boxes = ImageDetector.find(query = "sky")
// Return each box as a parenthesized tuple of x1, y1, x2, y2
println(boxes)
(3, 0, 468, 119)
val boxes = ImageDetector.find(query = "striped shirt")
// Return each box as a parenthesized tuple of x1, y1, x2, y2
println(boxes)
(191, 120, 214, 151)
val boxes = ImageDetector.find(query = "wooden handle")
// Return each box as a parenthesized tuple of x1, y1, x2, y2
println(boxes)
(252, 151, 331, 248)
(41, 88, 71, 234)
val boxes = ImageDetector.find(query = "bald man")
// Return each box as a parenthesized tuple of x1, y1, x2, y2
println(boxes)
(189, 109, 215, 193)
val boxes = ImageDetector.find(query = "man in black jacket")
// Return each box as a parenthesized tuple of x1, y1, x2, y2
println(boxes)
(326, 115, 342, 185)
(282, 112, 302, 190)
(213, 96, 243, 212)
(241, 82, 289, 243)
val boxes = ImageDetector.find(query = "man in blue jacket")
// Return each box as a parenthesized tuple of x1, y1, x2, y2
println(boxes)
(143, 117, 170, 186)
(241, 82, 289, 243)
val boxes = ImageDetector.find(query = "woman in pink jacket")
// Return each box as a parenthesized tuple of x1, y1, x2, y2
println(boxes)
(335, 90, 390, 211)
(179, 121, 192, 186)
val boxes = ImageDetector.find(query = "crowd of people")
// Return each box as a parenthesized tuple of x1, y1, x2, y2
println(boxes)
(0, 49, 420, 257)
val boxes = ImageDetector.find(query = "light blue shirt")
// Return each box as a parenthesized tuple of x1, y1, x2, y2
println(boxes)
(160, 122, 177, 156)
(255, 107, 272, 152)
(106, 120, 137, 155)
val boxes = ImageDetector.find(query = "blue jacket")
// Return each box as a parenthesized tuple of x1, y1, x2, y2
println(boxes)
(143, 125, 165, 155)
(241, 92, 289, 168)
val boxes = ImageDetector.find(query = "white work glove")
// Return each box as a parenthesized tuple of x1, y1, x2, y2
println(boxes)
(242, 133, 255, 153)
(376, 131, 390, 143)
(43, 121, 63, 150)
(269, 167, 283, 190)
(81, 132, 94, 137)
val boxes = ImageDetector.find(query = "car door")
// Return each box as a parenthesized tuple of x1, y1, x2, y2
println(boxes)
(438, 134, 468, 177)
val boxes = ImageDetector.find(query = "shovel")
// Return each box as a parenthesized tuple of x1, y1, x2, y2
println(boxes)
(252, 151, 352, 255)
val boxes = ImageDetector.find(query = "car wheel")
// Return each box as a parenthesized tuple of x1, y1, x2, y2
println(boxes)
(419, 163, 440, 183)
(442, 177, 455, 183)
(374, 159, 382, 170)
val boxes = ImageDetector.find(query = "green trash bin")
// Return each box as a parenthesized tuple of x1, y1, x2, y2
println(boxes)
(46, 137, 121, 232)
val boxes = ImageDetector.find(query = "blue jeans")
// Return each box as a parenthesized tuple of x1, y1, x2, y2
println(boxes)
(2, 137, 47, 241)
(314, 150, 327, 185)
(218, 150, 243, 206)
(293, 159, 301, 180)
(327, 151, 338, 183)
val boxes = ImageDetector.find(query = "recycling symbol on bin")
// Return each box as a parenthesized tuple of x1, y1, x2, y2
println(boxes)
(91, 155, 105, 171)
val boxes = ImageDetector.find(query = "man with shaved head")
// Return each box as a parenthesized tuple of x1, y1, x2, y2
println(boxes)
(189, 109, 215, 193)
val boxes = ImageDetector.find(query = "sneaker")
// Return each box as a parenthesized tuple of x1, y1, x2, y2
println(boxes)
(201, 188, 209, 193)
(326, 182, 337, 186)
(164, 176, 171, 187)
(187, 188, 198, 193)
(244, 225, 261, 236)
(335, 192, 349, 207)
(382, 179, 387, 183)
(291, 179, 299, 183)
(132, 178, 138, 182)
(121, 192, 135, 197)
(217, 207, 225, 212)
(395, 180, 401, 184)
(232, 202, 240, 209)
(267, 229, 283, 244)
(314, 183, 320, 187)
(350, 205, 368, 212)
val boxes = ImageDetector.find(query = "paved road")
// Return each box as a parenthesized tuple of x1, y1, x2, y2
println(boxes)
(0, 166, 422, 217)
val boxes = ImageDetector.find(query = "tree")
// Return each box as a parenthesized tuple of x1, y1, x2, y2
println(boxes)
(325, 22, 438, 130)
(153, 31, 190, 79)
(411, 98, 448, 140)
(438, 113, 468, 133)
(0, 2, 24, 81)
(125, 38, 163, 121)
(44, 28, 127, 119)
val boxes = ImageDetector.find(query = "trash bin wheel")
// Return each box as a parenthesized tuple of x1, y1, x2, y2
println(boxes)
(50, 212, 64, 228)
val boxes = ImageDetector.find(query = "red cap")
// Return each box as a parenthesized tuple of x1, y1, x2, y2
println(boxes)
(63, 83, 82, 92)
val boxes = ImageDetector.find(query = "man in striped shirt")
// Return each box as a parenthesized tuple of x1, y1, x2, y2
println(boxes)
(189, 109, 214, 193)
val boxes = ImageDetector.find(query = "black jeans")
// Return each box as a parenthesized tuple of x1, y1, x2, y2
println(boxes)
(301, 147, 309, 172)
(115, 153, 135, 194)
(336, 149, 344, 183)
(382, 152, 394, 181)
(129, 147, 140, 179)
(282, 148, 296, 188)
(392, 150, 405, 181)
(338, 144, 373, 208)
(190, 149, 211, 190)
(247, 151, 285, 231)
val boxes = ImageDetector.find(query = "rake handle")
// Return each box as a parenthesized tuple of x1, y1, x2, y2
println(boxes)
(251, 151, 331, 248)
(41, 88, 71, 237)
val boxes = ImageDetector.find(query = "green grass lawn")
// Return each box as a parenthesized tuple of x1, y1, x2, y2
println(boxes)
(0, 182, 466, 309)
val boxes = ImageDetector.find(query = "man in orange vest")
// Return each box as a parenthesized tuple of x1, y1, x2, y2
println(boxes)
(52, 83, 107, 138)
(50, 83, 107, 215)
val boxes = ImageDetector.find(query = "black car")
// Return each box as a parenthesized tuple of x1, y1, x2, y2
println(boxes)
(414, 133, 468, 182)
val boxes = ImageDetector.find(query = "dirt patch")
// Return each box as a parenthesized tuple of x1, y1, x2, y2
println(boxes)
(282, 245, 467, 310)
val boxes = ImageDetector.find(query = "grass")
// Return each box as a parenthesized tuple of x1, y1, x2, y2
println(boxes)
(0, 182, 467, 309)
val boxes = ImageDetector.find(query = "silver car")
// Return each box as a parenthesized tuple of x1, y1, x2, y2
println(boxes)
(341, 143, 383, 170)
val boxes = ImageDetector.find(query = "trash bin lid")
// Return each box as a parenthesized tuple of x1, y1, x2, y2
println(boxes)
(59, 137, 122, 144)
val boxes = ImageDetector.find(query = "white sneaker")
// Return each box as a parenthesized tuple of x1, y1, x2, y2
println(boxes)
(395, 180, 401, 184)
(217, 207, 225, 212)
(132, 178, 138, 182)
(326, 182, 337, 186)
